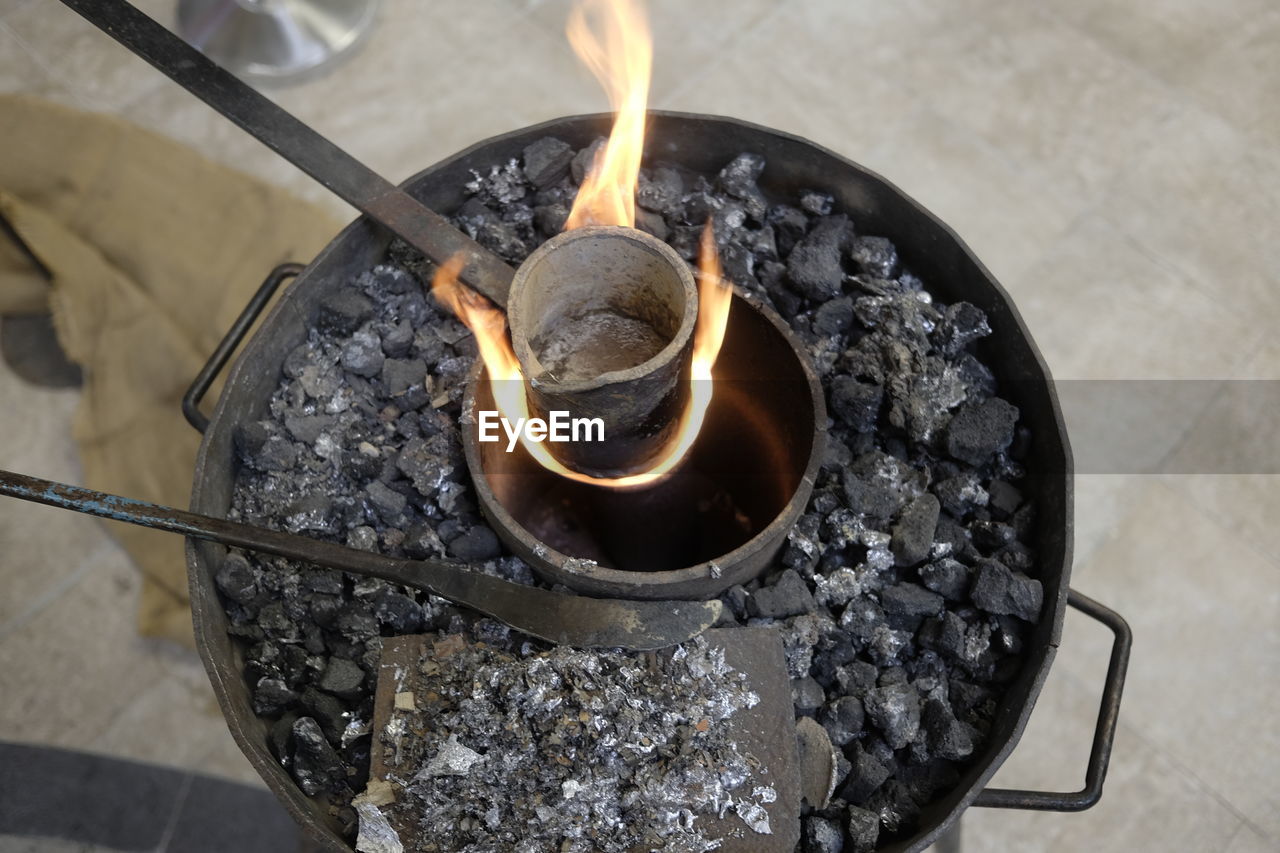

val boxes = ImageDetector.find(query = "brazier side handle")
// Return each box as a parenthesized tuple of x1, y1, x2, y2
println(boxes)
(183, 263, 304, 433)
(974, 589, 1132, 812)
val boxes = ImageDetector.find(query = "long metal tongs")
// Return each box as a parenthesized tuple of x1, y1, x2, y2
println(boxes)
(58, 0, 515, 308)
(0, 470, 721, 650)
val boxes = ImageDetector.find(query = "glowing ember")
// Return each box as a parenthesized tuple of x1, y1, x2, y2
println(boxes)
(433, 0, 736, 487)
(563, 0, 651, 230)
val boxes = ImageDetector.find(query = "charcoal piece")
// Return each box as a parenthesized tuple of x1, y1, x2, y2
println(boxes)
(634, 207, 670, 241)
(371, 589, 423, 634)
(448, 526, 501, 562)
(845, 805, 880, 853)
(234, 421, 270, 461)
(283, 413, 332, 445)
(746, 225, 778, 262)
(829, 377, 883, 433)
(863, 683, 921, 750)
(812, 634, 857, 688)
(363, 264, 417, 296)
(750, 569, 817, 618)
(382, 358, 427, 398)
(835, 660, 879, 697)
(1009, 503, 1037, 543)
(840, 744, 891, 803)
(995, 541, 1035, 573)
(800, 189, 834, 216)
(787, 216, 848, 302)
(813, 296, 855, 337)
(301, 686, 350, 744)
(381, 320, 414, 358)
(717, 152, 766, 197)
(970, 561, 1043, 622)
(253, 435, 298, 473)
(945, 397, 1019, 466)
(892, 494, 940, 567)
(215, 553, 258, 605)
(253, 676, 298, 716)
(402, 523, 445, 560)
(922, 698, 974, 761)
(533, 202, 569, 235)
(948, 679, 995, 716)
(841, 473, 899, 522)
(933, 473, 989, 519)
(340, 330, 384, 378)
(319, 290, 374, 335)
(396, 437, 451, 498)
(716, 153, 768, 220)
(265, 713, 298, 768)
(336, 607, 379, 643)
(666, 223, 703, 261)
(933, 301, 991, 357)
(522, 137, 574, 188)
(880, 583, 944, 619)
(455, 199, 528, 263)
(819, 696, 864, 747)
(987, 479, 1022, 518)
(725, 584, 750, 619)
(792, 676, 826, 714)
(628, 166, 680, 218)
(768, 204, 809, 255)
(803, 815, 844, 853)
(848, 236, 898, 279)
(318, 658, 366, 700)
(364, 480, 407, 523)
(569, 137, 605, 184)
(839, 599, 886, 645)
(918, 558, 969, 601)
(291, 717, 349, 797)
(933, 512, 975, 561)
(972, 520, 1016, 552)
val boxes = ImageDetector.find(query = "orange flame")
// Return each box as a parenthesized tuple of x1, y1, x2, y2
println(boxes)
(432, 221, 731, 488)
(432, 0, 736, 488)
(563, 0, 651, 229)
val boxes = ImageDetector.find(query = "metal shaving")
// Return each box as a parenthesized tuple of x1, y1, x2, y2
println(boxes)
(374, 632, 767, 852)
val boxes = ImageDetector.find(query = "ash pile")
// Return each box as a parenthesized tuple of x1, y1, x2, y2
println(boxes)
(222, 136, 1043, 852)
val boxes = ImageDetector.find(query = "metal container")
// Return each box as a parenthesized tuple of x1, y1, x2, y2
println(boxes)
(184, 113, 1130, 852)
(506, 225, 698, 478)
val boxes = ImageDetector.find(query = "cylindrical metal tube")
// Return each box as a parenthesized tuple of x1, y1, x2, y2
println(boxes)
(506, 226, 698, 478)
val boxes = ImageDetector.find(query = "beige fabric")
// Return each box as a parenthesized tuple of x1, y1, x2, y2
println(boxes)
(0, 95, 341, 647)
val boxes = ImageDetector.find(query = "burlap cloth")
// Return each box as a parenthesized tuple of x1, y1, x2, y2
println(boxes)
(0, 95, 341, 647)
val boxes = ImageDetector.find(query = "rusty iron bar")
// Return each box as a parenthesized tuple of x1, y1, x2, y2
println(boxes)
(57, 0, 515, 308)
(0, 469, 721, 650)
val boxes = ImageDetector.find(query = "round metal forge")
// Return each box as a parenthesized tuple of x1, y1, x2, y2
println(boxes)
(467, 287, 824, 599)
(186, 113, 1082, 853)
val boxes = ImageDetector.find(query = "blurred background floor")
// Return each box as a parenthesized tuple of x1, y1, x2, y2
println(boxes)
(0, 0, 1277, 851)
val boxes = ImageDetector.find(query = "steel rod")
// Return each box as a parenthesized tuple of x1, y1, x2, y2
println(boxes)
(0, 469, 720, 650)
(57, 0, 514, 307)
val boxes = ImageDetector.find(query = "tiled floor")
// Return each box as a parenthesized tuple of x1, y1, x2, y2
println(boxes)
(1, 0, 1277, 851)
